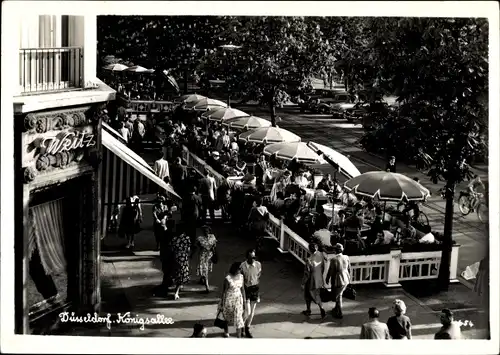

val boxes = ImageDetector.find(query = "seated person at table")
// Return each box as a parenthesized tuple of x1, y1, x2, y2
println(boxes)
(364, 202, 377, 222)
(230, 137, 239, 153)
(345, 210, 364, 233)
(331, 209, 347, 231)
(294, 172, 310, 188)
(317, 174, 334, 192)
(374, 230, 395, 246)
(344, 206, 366, 249)
(314, 204, 329, 231)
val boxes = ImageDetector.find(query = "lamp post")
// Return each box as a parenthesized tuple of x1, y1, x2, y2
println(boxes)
(220, 44, 242, 107)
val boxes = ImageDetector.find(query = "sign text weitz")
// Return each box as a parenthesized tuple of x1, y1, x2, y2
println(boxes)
(41, 131, 96, 155)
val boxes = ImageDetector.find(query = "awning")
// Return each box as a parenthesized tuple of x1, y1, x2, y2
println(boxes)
(101, 129, 180, 200)
(102, 121, 126, 144)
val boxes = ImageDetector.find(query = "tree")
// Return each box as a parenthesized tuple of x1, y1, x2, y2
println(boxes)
(97, 16, 223, 93)
(202, 17, 341, 126)
(359, 17, 488, 290)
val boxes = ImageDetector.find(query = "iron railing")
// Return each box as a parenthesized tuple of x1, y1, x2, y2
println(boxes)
(19, 47, 83, 94)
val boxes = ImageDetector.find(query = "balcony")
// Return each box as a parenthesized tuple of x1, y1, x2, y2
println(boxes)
(19, 47, 83, 95)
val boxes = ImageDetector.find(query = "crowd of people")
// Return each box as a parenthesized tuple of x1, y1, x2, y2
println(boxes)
(105, 92, 462, 339)
(102, 72, 172, 101)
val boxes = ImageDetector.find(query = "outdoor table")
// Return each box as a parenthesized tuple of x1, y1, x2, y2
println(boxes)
(345, 224, 372, 233)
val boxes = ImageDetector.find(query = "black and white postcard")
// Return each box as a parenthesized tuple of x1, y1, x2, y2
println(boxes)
(1, 1, 498, 354)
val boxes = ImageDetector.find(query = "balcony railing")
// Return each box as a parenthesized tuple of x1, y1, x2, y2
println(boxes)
(19, 47, 83, 94)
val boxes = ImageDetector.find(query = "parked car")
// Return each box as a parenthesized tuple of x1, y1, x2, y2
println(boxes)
(344, 101, 391, 124)
(331, 102, 357, 119)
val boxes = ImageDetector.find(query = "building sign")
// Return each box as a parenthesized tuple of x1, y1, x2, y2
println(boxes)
(41, 131, 96, 155)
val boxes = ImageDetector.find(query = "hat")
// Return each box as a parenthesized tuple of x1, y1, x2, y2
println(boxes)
(334, 243, 344, 253)
(212, 151, 220, 156)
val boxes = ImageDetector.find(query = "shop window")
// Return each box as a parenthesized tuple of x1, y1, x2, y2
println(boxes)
(26, 198, 68, 317)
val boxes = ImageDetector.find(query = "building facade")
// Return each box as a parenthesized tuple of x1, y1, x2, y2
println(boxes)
(12, 14, 116, 334)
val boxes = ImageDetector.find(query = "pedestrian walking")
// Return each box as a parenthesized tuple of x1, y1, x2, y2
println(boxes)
(217, 262, 246, 338)
(119, 196, 142, 249)
(153, 151, 170, 186)
(153, 208, 175, 297)
(152, 195, 171, 251)
(217, 181, 231, 222)
(170, 157, 187, 196)
(385, 156, 397, 173)
(118, 121, 131, 143)
(301, 243, 327, 319)
(434, 309, 462, 339)
(199, 170, 217, 224)
(247, 196, 270, 253)
(240, 248, 262, 338)
(131, 118, 146, 153)
(387, 299, 412, 339)
(169, 225, 191, 300)
(360, 307, 390, 339)
(195, 226, 217, 293)
(326, 243, 351, 319)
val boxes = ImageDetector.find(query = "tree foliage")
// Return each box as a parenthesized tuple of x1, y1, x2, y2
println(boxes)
(355, 17, 488, 290)
(201, 16, 351, 125)
(360, 17, 488, 182)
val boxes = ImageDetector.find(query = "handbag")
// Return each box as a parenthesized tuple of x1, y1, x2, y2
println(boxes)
(344, 284, 356, 300)
(320, 287, 332, 303)
(213, 310, 227, 329)
(210, 245, 219, 264)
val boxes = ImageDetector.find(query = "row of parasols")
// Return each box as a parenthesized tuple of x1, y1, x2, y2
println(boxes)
(175, 94, 431, 204)
(103, 63, 155, 73)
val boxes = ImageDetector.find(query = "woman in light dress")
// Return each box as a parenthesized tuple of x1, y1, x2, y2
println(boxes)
(301, 242, 327, 318)
(218, 262, 246, 338)
(195, 226, 217, 293)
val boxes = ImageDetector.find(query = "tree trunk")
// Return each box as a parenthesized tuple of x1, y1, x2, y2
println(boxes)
(269, 99, 277, 127)
(437, 180, 455, 291)
(269, 87, 277, 127)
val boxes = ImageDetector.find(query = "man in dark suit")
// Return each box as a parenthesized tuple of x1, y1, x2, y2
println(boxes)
(198, 170, 217, 224)
(170, 157, 187, 196)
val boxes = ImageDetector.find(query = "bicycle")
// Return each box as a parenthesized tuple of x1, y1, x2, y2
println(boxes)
(458, 191, 488, 222)
(396, 201, 430, 227)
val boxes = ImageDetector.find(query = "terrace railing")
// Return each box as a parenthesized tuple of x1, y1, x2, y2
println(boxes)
(19, 47, 83, 94)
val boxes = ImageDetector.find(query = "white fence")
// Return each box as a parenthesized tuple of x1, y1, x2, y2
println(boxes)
(181, 145, 461, 287)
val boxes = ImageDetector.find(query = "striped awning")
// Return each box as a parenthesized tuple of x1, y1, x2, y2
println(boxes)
(101, 130, 180, 200)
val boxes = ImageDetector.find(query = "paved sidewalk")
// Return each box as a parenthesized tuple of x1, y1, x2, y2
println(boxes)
(65, 199, 488, 339)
